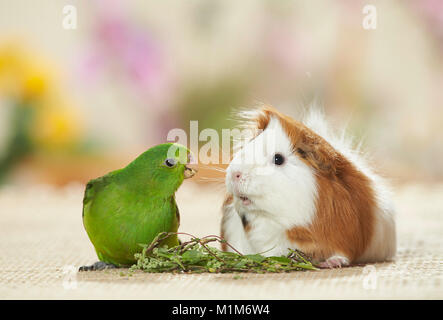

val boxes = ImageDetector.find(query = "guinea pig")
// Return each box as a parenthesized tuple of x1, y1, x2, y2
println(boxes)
(221, 105, 396, 268)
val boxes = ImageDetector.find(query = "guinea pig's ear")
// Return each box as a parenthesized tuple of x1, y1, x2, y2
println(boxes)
(297, 130, 341, 175)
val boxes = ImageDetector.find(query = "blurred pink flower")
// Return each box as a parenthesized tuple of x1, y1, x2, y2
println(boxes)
(79, 0, 175, 110)
(413, 0, 443, 42)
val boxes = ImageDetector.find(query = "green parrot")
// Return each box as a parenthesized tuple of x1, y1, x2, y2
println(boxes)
(79, 143, 196, 271)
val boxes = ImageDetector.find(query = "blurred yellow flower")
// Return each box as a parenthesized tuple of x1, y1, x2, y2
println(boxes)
(0, 41, 84, 150)
(0, 41, 54, 101)
(22, 71, 49, 100)
(31, 103, 83, 150)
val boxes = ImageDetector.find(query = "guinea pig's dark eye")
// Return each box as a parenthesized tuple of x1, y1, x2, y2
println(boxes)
(273, 153, 285, 166)
(164, 158, 177, 168)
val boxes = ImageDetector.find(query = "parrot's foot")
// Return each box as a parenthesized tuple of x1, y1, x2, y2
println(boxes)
(79, 261, 118, 271)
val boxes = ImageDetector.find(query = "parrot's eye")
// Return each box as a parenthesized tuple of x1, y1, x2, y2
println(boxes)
(164, 158, 177, 168)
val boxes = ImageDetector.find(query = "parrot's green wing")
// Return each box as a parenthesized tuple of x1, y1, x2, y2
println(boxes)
(82, 169, 122, 218)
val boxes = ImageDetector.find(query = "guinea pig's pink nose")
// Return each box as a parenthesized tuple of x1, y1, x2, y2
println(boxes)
(233, 171, 242, 180)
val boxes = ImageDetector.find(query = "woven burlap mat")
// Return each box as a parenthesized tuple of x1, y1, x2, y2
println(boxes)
(0, 182, 441, 299)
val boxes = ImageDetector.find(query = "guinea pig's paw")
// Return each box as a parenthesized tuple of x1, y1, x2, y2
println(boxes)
(318, 255, 350, 269)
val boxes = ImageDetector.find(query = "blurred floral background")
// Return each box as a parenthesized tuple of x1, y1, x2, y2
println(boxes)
(0, 0, 442, 187)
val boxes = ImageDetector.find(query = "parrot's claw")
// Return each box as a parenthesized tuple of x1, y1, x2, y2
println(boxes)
(79, 261, 117, 271)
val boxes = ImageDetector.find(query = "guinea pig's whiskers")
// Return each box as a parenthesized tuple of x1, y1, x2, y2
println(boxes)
(196, 164, 227, 173)
(196, 176, 225, 185)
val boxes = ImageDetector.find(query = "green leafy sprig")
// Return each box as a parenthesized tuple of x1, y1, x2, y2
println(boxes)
(131, 232, 317, 274)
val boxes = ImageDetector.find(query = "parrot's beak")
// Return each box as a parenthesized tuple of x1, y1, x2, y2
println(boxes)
(184, 164, 197, 179)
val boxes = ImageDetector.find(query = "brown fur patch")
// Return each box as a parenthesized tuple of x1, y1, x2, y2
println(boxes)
(223, 193, 234, 207)
(286, 163, 376, 261)
(255, 106, 376, 261)
(252, 106, 344, 176)
(241, 215, 251, 233)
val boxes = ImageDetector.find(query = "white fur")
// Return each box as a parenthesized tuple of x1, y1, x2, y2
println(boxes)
(222, 106, 396, 263)
(224, 117, 317, 257)
(221, 201, 254, 254)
